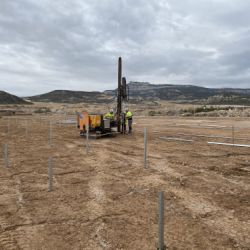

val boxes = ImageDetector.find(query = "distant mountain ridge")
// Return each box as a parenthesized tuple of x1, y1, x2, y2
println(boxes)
(105, 82, 250, 104)
(27, 90, 113, 103)
(0, 91, 30, 104)
(17, 82, 250, 105)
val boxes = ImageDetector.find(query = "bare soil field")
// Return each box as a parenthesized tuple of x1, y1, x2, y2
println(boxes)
(0, 114, 249, 249)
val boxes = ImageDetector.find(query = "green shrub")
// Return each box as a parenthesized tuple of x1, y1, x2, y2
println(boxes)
(34, 107, 52, 113)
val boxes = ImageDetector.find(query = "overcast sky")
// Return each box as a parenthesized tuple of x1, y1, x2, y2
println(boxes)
(1, 0, 250, 96)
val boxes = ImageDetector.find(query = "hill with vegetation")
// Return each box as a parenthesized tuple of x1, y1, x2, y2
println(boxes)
(105, 82, 250, 105)
(0, 91, 31, 104)
(27, 90, 113, 103)
(27, 83, 250, 105)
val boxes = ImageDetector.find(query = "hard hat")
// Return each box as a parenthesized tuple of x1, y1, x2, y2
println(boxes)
(125, 108, 129, 112)
(110, 108, 114, 113)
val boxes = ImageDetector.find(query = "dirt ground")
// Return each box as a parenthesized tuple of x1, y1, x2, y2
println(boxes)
(0, 114, 250, 249)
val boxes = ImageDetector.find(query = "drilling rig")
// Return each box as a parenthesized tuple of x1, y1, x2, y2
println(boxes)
(77, 57, 129, 138)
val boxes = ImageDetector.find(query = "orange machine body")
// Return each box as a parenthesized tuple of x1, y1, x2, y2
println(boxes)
(77, 111, 103, 133)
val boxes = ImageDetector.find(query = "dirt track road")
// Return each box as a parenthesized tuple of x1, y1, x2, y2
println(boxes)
(0, 116, 249, 249)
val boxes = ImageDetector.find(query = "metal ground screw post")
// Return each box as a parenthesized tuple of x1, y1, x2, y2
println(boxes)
(48, 157, 53, 192)
(144, 127, 148, 168)
(158, 191, 166, 250)
(86, 123, 90, 153)
(7, 118, 10, 137)
(49, 121, 52, 146)
(3, 144, 9, 167)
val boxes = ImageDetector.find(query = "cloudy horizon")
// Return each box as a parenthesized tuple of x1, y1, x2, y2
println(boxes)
(1, 0, 250, 96)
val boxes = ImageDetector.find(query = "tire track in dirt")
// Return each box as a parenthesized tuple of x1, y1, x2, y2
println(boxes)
(0, 225, 38, 250)
(170, 187, 250, 247)
(83, 137, 148, 249)
(140, 159, 250, 248)
(84, 147, 112, 249)
(0, 231, 18, 250)
(15, 224, 40, 250)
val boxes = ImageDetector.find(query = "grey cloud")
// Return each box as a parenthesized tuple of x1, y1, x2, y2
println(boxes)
(0, 0, 250, 96)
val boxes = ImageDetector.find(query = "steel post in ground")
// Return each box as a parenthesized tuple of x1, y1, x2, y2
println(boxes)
(144, 127, 148, 168)
(117, 57, 122, 132)
(7, 118, 10, 137)
(48, 157, 53, 192)
(158, 191, 165, 250)
(49, 121, 52, 146)
(86, 123, 90, 153)
(3, 144, 9, 167)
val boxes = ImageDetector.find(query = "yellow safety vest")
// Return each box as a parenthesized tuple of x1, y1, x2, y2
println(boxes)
(126, 111, 133, 119)
(104, 112, 114, 120)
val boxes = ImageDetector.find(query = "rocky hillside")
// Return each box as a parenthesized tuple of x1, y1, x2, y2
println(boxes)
(0, 91, 31, 104)
(28, 90, 113, 103)
(27, 82, 250, 105)
(105, 82, 250, 104)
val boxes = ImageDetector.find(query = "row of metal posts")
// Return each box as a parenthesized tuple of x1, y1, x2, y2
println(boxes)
(2, 118, 237, 249)
(3, 121, 162, 247)
(2, 118, 165, 248)
(3, 116, 242, 249)
(8, 119, 243, 249)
